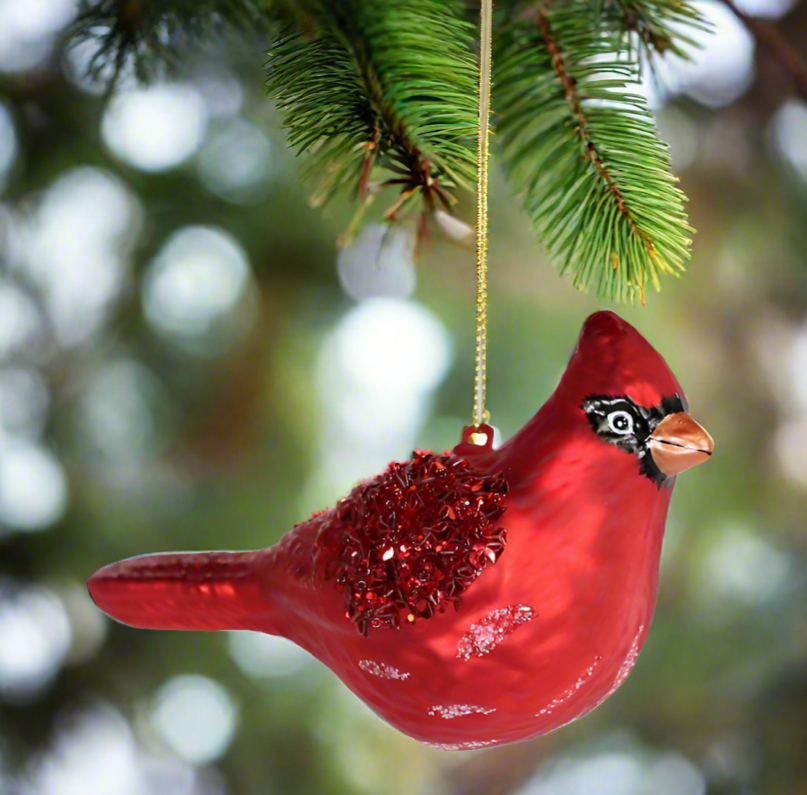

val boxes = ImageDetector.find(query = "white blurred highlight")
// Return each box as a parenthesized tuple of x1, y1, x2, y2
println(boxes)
(697, 523, 790, 611)
(515, 739, 705, 795)
(0, 102, 16, 188)
(0, 281, 42, 358)
(771, 317, 807, 487)
(772, 100, 807, 183)
(6, 167, 142, 346)
(227, 631, 315, 679)
(0, 0, 77, 73)
(0, 441, 67, 531)
(151, 675, 238, 765)
(22, 702, 224, 795)
(337, 225, 417, 301)
(143, 226, 255, 355)
(775, 416, 807, 488)
(790, 318, 807, 413)
(103, 85, 209, 172)
(0, 582, 71, 701)
(79, 359, 166, 461)
(196, 118, 274, 204)
(732, 0, 796, 18)
(314, 298, 451, 494)
(196, 73, 245, 119)
(59, 582, 108, 665)
(641, 2, 755, 110)
(0, 368, 50, 440)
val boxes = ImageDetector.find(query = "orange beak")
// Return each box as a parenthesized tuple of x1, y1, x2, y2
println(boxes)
(649, 412, 714, 477)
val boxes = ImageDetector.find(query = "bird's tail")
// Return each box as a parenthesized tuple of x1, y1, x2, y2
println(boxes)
(87, 550, 277, 633)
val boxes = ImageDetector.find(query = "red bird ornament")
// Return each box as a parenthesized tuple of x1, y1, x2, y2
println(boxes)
(89, 311, 714, 749)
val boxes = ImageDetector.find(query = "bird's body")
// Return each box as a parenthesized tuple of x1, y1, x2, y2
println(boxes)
(89, 311, 713, 749)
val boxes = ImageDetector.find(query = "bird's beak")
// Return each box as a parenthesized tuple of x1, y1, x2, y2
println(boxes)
(649, 412, 714, 477)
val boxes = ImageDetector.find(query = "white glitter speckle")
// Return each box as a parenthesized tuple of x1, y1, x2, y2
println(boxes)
(457, 604, 536, 660)
(535, 654, 603, 717)
(358, 660, 410, 680)
(424, 739, 499, 750)
(428, 704, 496, 719)
(606, 624, 644, 697)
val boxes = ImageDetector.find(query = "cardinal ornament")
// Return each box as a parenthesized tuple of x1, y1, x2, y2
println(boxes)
(89, 311, 713, 749)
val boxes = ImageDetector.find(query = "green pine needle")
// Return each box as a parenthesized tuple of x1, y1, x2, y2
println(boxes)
(266, 1, 478, 224)
(595, 1, 711, 61)
(71, 0, 276, 86)
(495, 5, 694, 302)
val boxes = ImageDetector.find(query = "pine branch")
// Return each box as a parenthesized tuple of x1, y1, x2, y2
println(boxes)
(70, 0, 278, 85)
(595, 0, 709, 61)
(495, 5, 693, 302)
(266, 1, 478, 236)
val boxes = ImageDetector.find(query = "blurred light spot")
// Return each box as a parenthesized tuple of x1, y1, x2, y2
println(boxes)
(649, 753, 707, 795)
(313, 299, 451, 493)
(143, 226, 254, 355)
(703, 733, 759, 785)
(0, 582, 71, 701)
(23, 704, 141, 795)
(0, 102, 17, 189)
(135, 754, 196, 795)
(0, 0, 77, 73)
(519, 751, 645, 795)
(732, 0, 796, 18)
(79, 359, 168, 460)
(516, 740, 705, 795)
(698, 523, 790, 607)
(642, 2, 754, 109)
(151, 675, 238, 765)
(0, 281, 42, 357)
(7, 167, 142, 346)
(227, 631, 315, 679)
(196, 118, 274, 204)
(333, 298, 449, 394)
(434, 210, 474, 248)
(791, 318, 807, 412)
(103, 85, 208, 172)
(0, 367, 50, 439)
(63, 34, 136, 95)
(196, 73, 244, 119)
(337, 225, 416, 301)
(775, 415, 807, 488)
(772, 100, 807, 183)
(0, 441, 67, 531)
(655, 107, 698, 171)
(58, 582, 108, 665)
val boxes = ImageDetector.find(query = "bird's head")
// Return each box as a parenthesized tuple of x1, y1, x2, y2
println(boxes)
(557, 311, 713, 486)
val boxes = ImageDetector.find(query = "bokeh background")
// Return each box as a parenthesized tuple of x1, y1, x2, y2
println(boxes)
(1, 1, 807, 793)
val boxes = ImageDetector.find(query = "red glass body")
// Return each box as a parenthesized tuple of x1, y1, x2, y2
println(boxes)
(89, 311, 686, 749)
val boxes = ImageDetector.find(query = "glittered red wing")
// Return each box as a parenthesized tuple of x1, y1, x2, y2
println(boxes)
(87, 551, 274, 632)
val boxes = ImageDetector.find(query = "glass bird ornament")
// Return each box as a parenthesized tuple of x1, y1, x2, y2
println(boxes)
(88, 311, 714, 750)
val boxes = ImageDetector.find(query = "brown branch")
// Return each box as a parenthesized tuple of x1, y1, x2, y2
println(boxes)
(719, 0, 807, 102)
(535, 11, 654, 255)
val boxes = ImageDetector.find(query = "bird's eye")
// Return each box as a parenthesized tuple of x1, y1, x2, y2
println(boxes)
(607, 411, 634, 435)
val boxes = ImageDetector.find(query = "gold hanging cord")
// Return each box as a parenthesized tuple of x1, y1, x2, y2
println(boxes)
(473, 0, 493, 431)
